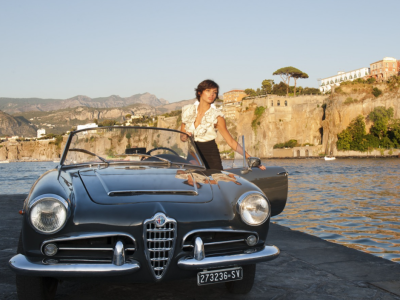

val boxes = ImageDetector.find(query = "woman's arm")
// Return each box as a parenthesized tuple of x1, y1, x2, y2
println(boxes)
(216, 116, 266, 170)
(180, 123, 192, 141)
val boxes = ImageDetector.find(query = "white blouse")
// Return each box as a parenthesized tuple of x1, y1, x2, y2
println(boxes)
(182, 102, 225, 142)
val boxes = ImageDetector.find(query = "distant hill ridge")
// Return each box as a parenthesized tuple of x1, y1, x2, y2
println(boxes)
(0, 93, 169, 114)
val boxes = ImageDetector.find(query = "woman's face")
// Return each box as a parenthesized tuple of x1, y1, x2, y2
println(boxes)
(199, 88, 217, 104)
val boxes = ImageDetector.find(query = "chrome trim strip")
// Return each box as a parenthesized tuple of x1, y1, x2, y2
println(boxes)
(236, 191, 271, 226)
(57, 247, 136, 251)
(147, 229, 175, 232)
(177, 245, 280, 270)
(9, 254, 140, 277)
(183, 239, 246, 249)
(204, 239, 246, 246)
(181, 228, 259, 249)
(41, 232, 136, 255)
(58, 247, 113, 251)
(108, 190, 198, 196)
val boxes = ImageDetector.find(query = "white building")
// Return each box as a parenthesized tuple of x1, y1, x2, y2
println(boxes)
(37, 128, 46, 138)
(77, 123, 98, 131)
(319, 67, 370, 93)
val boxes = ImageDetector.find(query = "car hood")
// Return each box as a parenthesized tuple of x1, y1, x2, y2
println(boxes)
(78, 167, 213, 205)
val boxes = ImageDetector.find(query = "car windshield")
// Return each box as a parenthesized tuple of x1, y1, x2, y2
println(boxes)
(62, 127, 204, 168)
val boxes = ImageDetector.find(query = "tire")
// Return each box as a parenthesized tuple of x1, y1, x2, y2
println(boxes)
(16, 231, 58, 300)
(225, 264, 256, 294)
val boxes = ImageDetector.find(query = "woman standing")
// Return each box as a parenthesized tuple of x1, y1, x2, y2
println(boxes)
(180, 79, 266, 170)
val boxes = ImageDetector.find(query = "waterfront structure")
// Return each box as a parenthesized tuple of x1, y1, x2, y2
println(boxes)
(319, 68, 370, 93)
(37, 128, 46, 138)
(77, 123, 98, 130)
(369, 57, 399, 81)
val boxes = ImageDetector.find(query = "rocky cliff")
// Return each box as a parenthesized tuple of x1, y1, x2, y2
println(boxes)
(216, 95, 326, 157)
(0, 137, 67, 161)
(0, 111, 37, 137)
(322, 83, 400, 155)
(215, 85, 400, 157)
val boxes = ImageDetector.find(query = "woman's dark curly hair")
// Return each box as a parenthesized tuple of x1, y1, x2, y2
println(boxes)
(195, 79, 219, 101)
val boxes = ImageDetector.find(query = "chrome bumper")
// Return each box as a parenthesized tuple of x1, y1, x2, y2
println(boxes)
(9, 254, 140, 277)
(177, 245, 280, 270)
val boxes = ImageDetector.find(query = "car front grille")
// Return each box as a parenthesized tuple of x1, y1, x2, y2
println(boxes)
(41, 233, 136, 262)
(144, 213, 177, 280)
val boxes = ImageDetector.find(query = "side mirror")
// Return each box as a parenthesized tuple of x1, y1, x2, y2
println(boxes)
(247, 157, 261, 168)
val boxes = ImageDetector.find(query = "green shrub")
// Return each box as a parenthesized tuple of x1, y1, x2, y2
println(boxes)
(273, 139, 299, 149)
(372, 87, 382, 98)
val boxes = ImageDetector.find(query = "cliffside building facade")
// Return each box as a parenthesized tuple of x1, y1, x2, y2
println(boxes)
(222, 90, 246, 119)
(369, 57, 399, 81)
(319, 68, 370, 93)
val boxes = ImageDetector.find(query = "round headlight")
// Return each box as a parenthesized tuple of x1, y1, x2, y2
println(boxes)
(29, 194, 68, 234)
(237, 192, 270, 226)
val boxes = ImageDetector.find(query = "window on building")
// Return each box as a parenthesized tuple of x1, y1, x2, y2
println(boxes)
(277, 100, 280, 106)
(386, 63, 388, 67)
(344, 76, 347, 80)
(349, 75, 353, 79)
(285, 100, 287, 106)
(271, 100, 273, 106)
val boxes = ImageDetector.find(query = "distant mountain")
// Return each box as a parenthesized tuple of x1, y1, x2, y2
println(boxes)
(0, 111, 37, 137)
(156, 98, 197, 114)
(0, 93, 169, 114)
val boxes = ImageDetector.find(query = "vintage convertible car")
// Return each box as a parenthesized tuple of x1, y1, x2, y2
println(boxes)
(9, 127, 288, 300)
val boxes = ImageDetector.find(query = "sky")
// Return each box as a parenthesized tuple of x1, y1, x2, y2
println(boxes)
(0, 0, 399, 102)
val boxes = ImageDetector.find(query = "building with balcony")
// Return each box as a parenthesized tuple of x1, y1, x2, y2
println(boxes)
(369, 57, 399, 81)
(319, 67, 370, 93)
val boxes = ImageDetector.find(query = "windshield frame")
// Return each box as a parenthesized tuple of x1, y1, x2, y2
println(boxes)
(59, 126, 205, 169)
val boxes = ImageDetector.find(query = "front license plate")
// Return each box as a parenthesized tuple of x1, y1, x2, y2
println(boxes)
(197, 267, 243, 286)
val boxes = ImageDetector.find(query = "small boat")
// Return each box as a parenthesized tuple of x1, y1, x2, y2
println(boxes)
(324, 156, 336, 161)
(0, 160, 10, 163)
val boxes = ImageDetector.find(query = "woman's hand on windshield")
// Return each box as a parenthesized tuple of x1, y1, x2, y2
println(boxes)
(258, 164, 266, 170)
(180, 132, 192, 142)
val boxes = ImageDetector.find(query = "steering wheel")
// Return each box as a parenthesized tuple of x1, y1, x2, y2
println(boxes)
(146, 147, 180, 156)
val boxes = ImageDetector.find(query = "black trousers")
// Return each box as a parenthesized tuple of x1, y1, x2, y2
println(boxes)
(195, 139, 223, 170)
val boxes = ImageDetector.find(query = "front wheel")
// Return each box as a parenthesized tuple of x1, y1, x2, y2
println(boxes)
(225, 264, 256, 294)
(16, 231, 58, 300)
